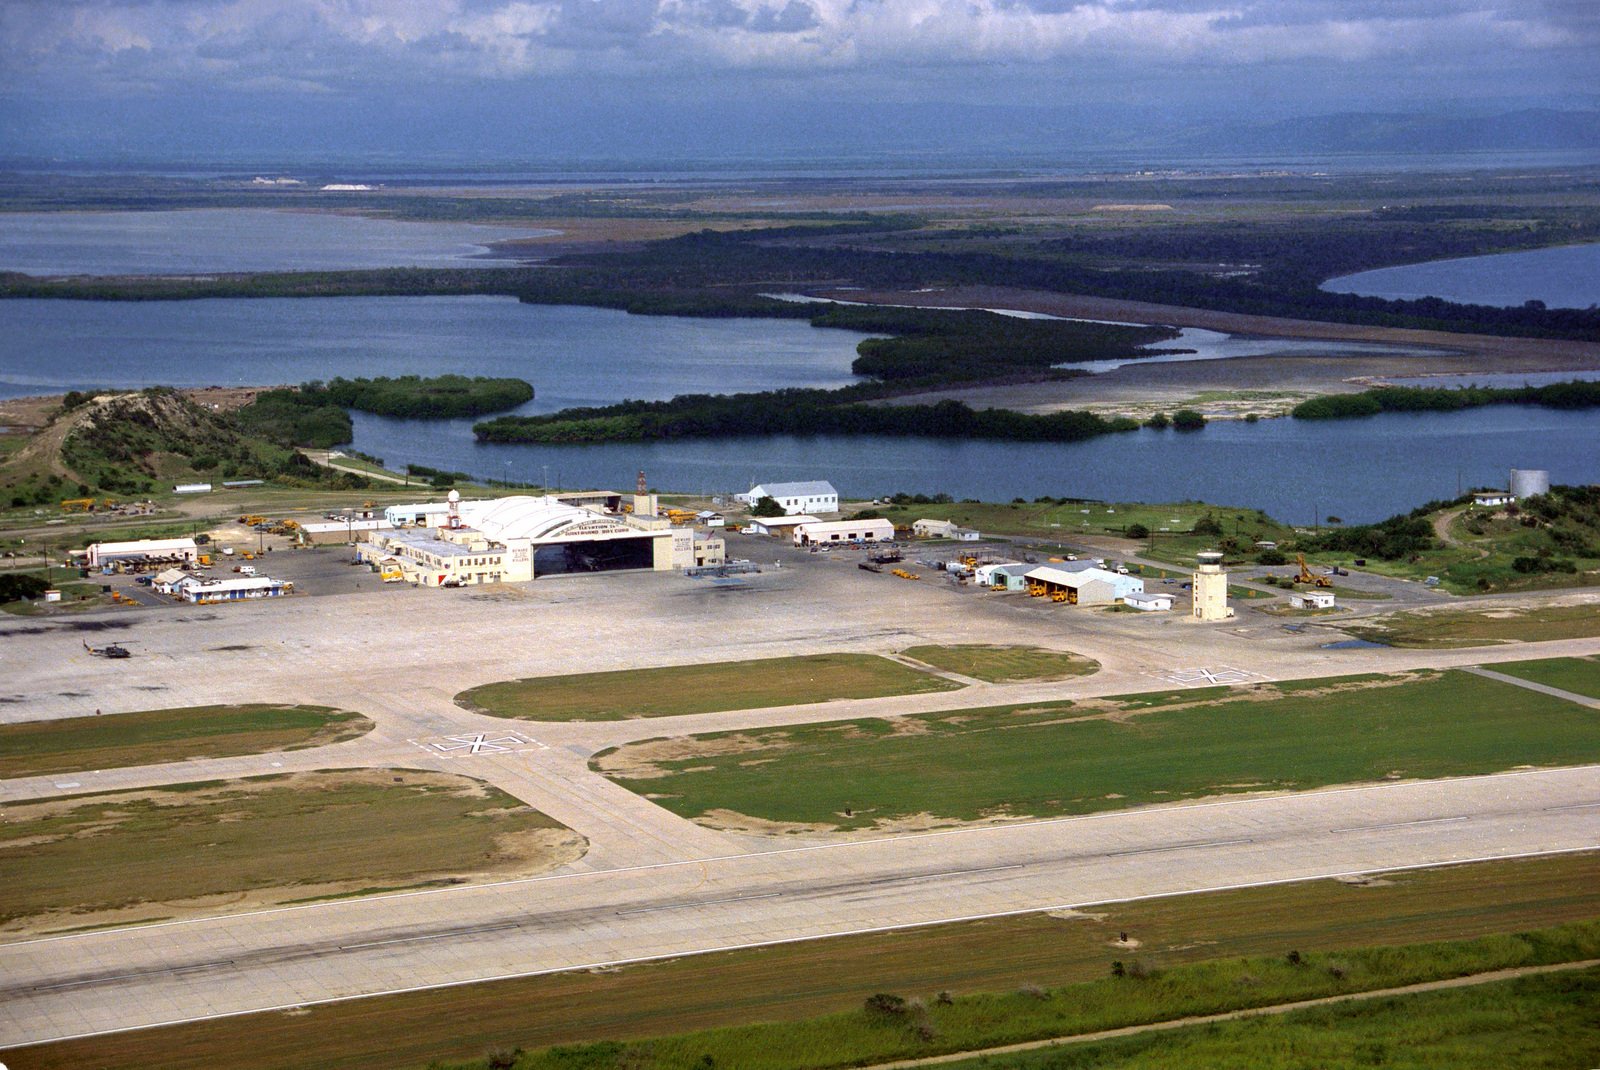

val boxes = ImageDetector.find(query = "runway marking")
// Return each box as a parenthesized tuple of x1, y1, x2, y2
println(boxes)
(407, 731, 548, 758)
(616, 892, 781, 917)
(1151, 666, 1265, 687)
(1546, 801, 1600, 812)
(1333, 816, 1469, 834)
(1100, 837, 1253, 857)
(340, 923, 521, 951)
(868, 864, 1025, 886)
(33, 959, 235, 992)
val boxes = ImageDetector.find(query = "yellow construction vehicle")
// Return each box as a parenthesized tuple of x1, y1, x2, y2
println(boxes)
(1027, 581, 1048, 598)
(1295, 554, 1334, 588)
(60, 498, 96, 513)
(1051, 589, 1069, 602)
(990, 581, 1007, 592)
(891, 568, 920, 580)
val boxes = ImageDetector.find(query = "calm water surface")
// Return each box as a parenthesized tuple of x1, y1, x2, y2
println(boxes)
(0, 209, 555, 275)
(3, 294, 1594, 524)
(1324, 242, 1600, 310)
(351, 405, 1600, 526)
(0, 296, 866, 405)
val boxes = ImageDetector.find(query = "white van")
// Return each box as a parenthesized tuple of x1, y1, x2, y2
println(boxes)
(238, 565, 257, 576)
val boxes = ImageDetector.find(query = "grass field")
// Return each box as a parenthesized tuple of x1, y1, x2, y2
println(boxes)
(1486, 655, 1600, 700)
(7, 852, 1595, 1070)
(458, 653, 961, 721)
(1346, 604, 1600, 647)
(879, 500, 1288, 546)
(0, 769, 580, 933)
(0, 704, 373, 779)
(897, 644, 1098, 682)
(595, 670, 1600, 832)
(936, 967, 1600, 1070)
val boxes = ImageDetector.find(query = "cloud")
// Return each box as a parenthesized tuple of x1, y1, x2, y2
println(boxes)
(0, 0, 1593, 94)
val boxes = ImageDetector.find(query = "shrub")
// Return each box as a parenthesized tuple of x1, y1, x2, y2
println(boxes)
(864, 993, 909, 1018)
(1172, 409, 1207, 430)
(1125, 522, 1150, 539)
(749, 496, 786, 518)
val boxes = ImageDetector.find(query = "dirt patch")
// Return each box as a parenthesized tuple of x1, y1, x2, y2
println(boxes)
(1337, 874, 1399, 888)
(594, 732, 792, 780)
(2, 768, 587, 935)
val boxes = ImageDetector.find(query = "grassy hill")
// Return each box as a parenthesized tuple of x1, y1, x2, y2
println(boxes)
(2, 388, 373, 509)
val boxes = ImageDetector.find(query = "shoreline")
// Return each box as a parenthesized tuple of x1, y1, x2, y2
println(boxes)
(822, 285, 1600, 417)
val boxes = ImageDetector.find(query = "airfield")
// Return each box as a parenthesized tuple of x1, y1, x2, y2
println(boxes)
(1, 533, 1598, 1052)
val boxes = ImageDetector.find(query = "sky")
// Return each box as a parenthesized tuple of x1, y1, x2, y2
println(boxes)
(2, 0, 1597, 162)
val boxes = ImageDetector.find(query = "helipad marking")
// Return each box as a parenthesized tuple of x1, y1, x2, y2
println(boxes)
(407, 731, 548, 758)
(1152, 666, 1266, 686)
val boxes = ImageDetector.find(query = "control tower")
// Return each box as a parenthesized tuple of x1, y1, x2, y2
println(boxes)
(1192, 550, 1233, 621)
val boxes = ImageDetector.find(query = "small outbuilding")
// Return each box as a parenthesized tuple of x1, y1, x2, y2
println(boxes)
(1290, 590, 1337, 610)
(1472, 490, 1515, 507)
(1124, 591, 1174, 612)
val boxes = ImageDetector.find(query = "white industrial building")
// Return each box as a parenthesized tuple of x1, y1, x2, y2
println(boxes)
(1124, 591, 1174, 612)
(84, 538, 198, 569)
(743, 514, 820, 537)
(301, 518, 393, 544)
(792, 518, 894, 546)
(359, 493, 696, 586)
(738, 481, 838, 515)
(912, 518, 980, 541)
(1024, 566, 1144, 605)
(1290, 590, 1337, 610)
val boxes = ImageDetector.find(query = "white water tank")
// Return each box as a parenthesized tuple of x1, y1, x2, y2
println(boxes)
(1509, 469, 1550, 499)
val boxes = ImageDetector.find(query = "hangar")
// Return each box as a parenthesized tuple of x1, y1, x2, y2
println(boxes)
(359, 494, 694, 586)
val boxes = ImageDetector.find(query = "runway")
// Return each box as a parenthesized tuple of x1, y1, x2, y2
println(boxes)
(4, 764, 1596, 1044)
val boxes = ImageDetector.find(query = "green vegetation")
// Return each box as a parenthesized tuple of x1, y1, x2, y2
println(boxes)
(936, 967, 1600, 1070)
(1292, 381, 1600, 420)
(235, 376, 535, 448)
(898, 644, 1099, 683)
(475, 390, 1141, 446)
(595, 670, 1600, 831)
(458, 653, 961, 722)
(0, 571, 50, 604)
(234, 389, 354, 449)
(2, 388, 379, 507)
(0, 770, 579, 933)
(10, 851, 1597, 1070)
(1347, 605, 1600, 648)
(477, 925, 1600, 1070)
(1486, 656, 1600, 699)
(0, 704, 373, 779)
(311, 375, 533, 418)
(880, 497, 1285, 545)
(822, 305, 1175, 381)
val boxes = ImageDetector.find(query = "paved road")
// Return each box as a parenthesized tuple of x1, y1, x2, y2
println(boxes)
(2, 553, 1597, 1046)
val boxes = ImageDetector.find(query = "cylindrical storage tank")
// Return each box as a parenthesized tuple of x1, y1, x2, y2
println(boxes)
(1509, 469, 1550, 499)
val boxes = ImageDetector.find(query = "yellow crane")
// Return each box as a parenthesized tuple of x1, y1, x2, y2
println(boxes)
(1295, 554, 1334, 588)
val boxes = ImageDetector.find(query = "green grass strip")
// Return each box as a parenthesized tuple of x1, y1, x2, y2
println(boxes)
(898, 644, 1098, 683)
(458, 653, 960, 722)
(598, 670, 1600, 829)
(464, 921, 1600, 1070)
(934, 966, 1600, 1069)
(1485, 656, 1600, 700)
(0, 704, 372, 779)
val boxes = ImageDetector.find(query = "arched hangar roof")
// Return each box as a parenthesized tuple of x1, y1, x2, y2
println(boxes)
(472, 496, 634, 543)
